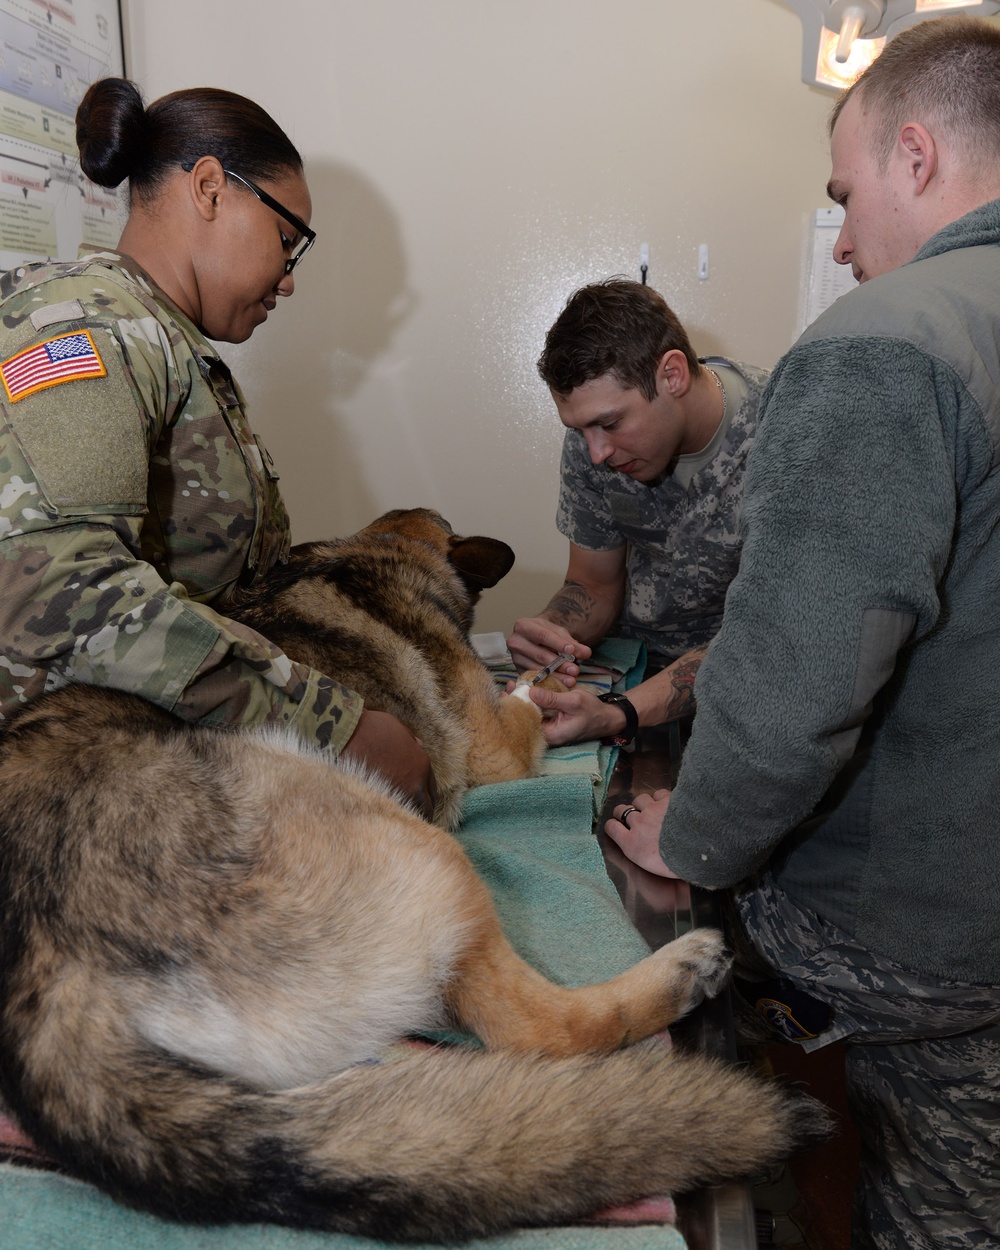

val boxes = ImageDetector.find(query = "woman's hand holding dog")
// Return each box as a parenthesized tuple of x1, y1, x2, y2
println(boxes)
(604, 790, 682, 878)
(341, 710, 437, 820)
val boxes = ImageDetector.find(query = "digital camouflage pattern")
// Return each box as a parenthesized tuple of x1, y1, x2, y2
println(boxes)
(733, 874, 1000, 1250)
(555, 358, 770, 663)
(0, 251, 363, 750)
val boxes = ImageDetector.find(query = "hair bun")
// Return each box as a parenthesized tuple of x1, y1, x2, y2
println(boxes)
(76, 77, 147, 189)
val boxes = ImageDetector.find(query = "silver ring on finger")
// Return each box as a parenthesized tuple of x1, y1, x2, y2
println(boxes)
(619, 805, 639, 828)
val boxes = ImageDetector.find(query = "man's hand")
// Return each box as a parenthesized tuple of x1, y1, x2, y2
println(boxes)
(527, 684, 627, 746)
(604, 790, 681, 878)
(340, 709, 436, 819)
(506, 615, 590, 684)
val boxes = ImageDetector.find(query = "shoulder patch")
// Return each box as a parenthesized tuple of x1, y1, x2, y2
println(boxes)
(29, 298, 86, 331)
(1, 330, 106, 404)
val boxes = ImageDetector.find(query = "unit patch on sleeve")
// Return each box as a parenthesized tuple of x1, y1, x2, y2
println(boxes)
(1, 330, 107, 403)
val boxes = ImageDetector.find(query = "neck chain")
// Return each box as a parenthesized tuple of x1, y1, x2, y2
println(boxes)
(708, 366, 727, 424)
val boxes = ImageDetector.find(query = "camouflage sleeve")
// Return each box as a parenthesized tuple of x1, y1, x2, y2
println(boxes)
(555, 429, 625, 551)
(0, 269, 363, 750)
(0, 519, 363, 750)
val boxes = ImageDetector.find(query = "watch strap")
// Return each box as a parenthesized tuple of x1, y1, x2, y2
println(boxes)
(598, 692, 639, 744)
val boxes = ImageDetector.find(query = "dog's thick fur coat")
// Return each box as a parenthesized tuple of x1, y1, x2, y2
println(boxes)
(230, 508, 556, 827)
(0, 509, 830, 1242)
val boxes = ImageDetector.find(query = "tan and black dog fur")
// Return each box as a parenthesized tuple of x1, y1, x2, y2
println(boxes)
(230, 507, 560, 828)
(0, 508, 830, 1243)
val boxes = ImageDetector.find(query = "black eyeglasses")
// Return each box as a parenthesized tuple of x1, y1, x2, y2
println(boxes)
(181, 162, 316, 274)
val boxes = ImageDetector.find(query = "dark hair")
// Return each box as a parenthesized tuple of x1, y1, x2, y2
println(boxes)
(830, 16, 1000, 174)
(76, 77, 303, 199)
(537, 278, 700, 401)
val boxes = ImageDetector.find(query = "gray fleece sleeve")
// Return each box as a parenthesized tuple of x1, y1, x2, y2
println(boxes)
(660, 337, 961, 887)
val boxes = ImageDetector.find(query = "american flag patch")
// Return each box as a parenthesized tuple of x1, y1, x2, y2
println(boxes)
(1, 330, 107, 404)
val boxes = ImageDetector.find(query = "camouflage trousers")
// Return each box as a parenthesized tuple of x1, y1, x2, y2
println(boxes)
(727, 874, 1000, 1250)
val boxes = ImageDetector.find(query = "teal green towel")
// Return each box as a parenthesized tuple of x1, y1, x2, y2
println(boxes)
(0, 1164, 687, 1250)
(456, 772, 651, 986)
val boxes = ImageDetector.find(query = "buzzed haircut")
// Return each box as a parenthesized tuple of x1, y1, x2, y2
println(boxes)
(537, 278, 700, 402)
(831, 16, 1000, 174)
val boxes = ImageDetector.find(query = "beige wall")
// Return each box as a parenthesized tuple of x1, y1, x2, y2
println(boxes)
(122, 0, 836, 632)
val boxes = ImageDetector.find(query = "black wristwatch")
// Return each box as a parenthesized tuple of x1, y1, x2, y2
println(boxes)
(598, 692, 639, 746)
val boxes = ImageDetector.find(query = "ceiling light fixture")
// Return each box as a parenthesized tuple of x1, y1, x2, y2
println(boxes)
(778, 0, 1000, 90)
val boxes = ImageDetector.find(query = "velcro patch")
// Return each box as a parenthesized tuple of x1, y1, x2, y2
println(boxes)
(29, 298, 86, 331)
(1, 330, 106, 403)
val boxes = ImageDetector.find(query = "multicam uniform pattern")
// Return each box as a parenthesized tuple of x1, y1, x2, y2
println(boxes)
(0, 251, 363, 750)
(555, 358, 769, 664)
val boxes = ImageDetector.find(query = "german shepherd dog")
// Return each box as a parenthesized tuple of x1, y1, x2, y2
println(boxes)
(0, 509, 830, 1243)
(229, 507, 558, 829)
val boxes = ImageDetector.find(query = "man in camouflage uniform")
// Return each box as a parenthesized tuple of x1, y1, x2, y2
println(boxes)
(552, 352, 766, 661)
(507, 278, 769, 747)
(0, 250, 362, 750)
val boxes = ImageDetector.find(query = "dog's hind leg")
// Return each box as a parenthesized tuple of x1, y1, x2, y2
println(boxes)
(445, 896, 732, 1056)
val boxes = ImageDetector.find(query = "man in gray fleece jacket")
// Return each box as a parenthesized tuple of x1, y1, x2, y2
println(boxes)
(606, 17, 1000, 1250)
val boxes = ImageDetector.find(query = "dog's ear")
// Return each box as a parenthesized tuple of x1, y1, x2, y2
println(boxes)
(448, 536, 515, 592)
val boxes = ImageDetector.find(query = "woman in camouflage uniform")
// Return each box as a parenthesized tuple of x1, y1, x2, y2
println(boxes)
(0, 77, 433, 810)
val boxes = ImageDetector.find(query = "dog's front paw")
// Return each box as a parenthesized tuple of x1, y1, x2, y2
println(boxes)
(520, 669, 569, 693)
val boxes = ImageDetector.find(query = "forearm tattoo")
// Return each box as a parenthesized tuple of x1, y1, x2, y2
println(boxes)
(663, 645, 709, 720)
(543, 581, 597, 630)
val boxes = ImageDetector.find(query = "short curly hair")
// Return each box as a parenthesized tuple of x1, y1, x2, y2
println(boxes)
(537, 278, 700, 402)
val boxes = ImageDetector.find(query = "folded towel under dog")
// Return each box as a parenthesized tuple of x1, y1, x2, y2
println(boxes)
(0, 1162, 687, 1250)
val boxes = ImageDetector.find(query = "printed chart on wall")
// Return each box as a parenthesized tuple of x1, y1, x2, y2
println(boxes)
(0, 0, 124, 272)
(796, 205, 857, 340)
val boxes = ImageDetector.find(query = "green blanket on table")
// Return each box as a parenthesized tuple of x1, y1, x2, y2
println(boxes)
(1, 640, 687, 1250)
(0, 1167, 686, 1250)
(459, 637, 650, 992)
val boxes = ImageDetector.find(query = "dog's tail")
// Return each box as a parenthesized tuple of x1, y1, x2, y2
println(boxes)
(26, 1042, 831, 1242)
